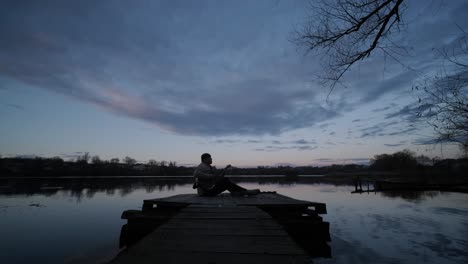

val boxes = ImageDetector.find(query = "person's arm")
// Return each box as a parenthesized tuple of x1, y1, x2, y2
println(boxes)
(194, 167, 216, 179)
(217, 165, 232, 178)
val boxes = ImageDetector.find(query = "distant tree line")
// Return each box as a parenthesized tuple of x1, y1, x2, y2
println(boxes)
(370, 149, 427, 171)
(0, 150, 467, 178)
(370, 149, 468, 177)
(0, 153, 188, 177)
(0, 155, 365, 177)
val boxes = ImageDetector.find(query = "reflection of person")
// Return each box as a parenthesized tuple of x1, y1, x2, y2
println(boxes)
(193, 153, 260, 196)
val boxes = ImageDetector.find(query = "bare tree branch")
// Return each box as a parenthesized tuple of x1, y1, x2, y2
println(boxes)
(415, 33, 468, 148)
(294, 0, 406, 90)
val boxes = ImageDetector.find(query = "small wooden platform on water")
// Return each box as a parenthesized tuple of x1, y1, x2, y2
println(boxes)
(112, 193, 330, 263)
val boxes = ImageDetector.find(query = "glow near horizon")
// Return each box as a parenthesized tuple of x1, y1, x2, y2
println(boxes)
(0, 0, 465, 167)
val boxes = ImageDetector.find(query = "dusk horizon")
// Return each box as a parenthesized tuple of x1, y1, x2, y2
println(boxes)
(1, 0, 467, 167)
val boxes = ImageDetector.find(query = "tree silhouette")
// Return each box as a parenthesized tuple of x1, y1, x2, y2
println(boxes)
(91, 155, 102, 164)
(294, 0, 406, 90)
(123, 156, 137, 165)
(295, 0, 467, 151)
(371, 149, 419, 171)
(76, 152, 90, 164)
(147, 159, 158, 166)
(415, 32, 468, 148)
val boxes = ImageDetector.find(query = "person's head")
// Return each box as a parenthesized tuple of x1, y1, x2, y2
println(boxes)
(201, 153, 212, 165)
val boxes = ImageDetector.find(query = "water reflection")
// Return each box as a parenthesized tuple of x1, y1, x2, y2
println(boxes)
(0, 176, 323, 200)
(0, 177, 191, 200)
(379, 190, 444, 202)
(1, 176, 449, 202)
(0, 177, 467, 264)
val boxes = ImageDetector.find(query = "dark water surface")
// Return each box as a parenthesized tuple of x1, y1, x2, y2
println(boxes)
(0, 177, 467, 264)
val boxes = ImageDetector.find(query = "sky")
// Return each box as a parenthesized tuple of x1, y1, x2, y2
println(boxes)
(1, 0, 467, 167)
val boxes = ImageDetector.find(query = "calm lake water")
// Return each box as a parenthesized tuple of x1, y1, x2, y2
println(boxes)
(0, 177, 467, 264)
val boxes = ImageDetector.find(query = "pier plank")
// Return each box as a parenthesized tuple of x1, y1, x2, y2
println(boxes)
(114, 251, 312, 264)
(112, 205, 312, 264)
(144, 193, 311, 206)
(143, 193, 327, 213)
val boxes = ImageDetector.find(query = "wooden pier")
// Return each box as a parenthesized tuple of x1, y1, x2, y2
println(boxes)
(112, 193, 330, 263)
(352, 177, 375, 194)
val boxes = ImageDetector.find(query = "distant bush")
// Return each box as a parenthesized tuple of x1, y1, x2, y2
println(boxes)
(370, 149, 420, 171)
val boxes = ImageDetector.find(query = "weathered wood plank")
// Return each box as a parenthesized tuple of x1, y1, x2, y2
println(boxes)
(179, 206, 266, 210)
(154, 228, 291, 237)
(141, 233, 297, 245)
(134, 236, 305, 254)
(174, 213, 273, 219)
(113, 251, 312, 264)
(162, 220, 282, 229)
(158, 227, 289, 236)
(111, 205, 312, 264)
(181, 207, 262, 212)
(143, 193, 324, 211)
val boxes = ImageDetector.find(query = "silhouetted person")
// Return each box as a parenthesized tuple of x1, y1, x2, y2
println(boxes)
(193, 153, 260, 196)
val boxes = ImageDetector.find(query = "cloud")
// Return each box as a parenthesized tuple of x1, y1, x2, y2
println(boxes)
(412, 138, 443, 145)
(211, 139, 239, 144)
(372, 103, 397, 113)
(254, 145, 318, 152)
(1, 1, 466, 141)
(412, 135, 468, 145)
(292, 139, 316, 145)
(319, 122, 334, 129)
(0, 1, 351, 137)
(312, 158, 370, 165)
(386, 127, 418, 136)
(384, 143, 405, 147)
(1, 103, 24, 110)
(358, 100, 430, 139)
(297, 145, 317, 150)
(360, 122, 419, 138)
(359, 121, 400, 138)
(3, 154, 39, 159)
(358, 70, 419, 104)
(385, 105, 421, 120)
(270, 139, 317, 145)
